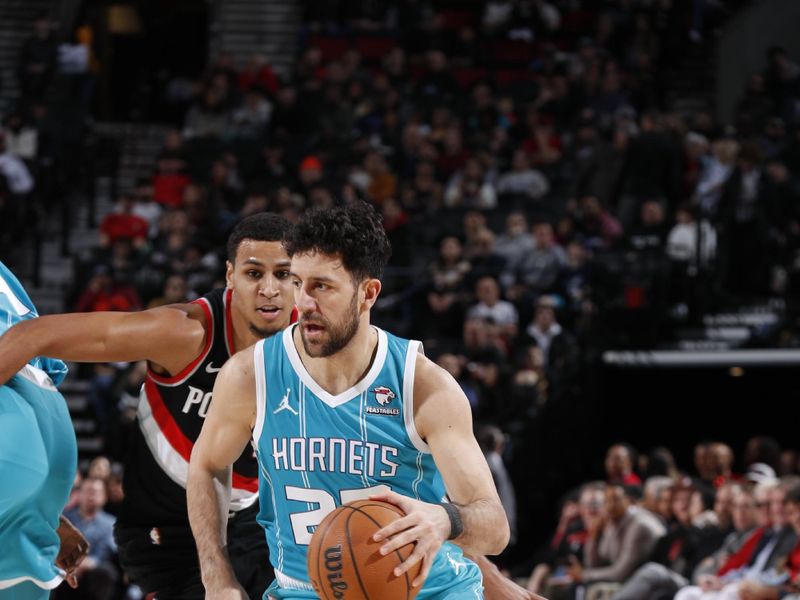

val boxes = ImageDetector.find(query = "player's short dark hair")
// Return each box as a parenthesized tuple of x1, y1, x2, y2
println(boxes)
(227, 212, 291, 262)
(283, 201, 392, 281)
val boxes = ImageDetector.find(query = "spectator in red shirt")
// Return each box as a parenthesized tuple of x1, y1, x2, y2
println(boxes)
(99, 194, 149, 248)
(606, 444, 643, 486)
(74, 265, 142, 312)
(152, 155, 190, 209)
(238, 53, 280, 96)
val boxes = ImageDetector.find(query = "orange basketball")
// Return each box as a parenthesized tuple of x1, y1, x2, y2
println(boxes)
(307, 499, 422, 600)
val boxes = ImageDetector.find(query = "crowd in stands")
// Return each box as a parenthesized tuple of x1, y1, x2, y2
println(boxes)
(523, 437, 800, 600)
(2, 1, 800, 598)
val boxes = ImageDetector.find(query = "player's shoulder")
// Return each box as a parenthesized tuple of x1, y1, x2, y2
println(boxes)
(412, 352, 462, 402)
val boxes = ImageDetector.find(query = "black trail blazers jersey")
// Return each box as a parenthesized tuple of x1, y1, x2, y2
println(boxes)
(118, 288, 258, 526)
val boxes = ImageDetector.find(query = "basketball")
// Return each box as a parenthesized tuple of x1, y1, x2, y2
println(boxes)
(307, 500, 422, 600)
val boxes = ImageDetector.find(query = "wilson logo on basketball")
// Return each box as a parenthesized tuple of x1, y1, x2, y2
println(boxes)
(367, 386, 400, 416)
(324, 544, 348, 598)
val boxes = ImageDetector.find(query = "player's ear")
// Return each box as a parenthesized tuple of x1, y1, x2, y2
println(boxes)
(225, 260, 234, 289)
(361, 278, 381, 311)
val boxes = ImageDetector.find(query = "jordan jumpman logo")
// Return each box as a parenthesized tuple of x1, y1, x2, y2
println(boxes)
(273, 388, 298, 415)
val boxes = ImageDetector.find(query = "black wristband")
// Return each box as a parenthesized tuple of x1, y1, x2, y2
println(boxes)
(440, 502, 464, 540)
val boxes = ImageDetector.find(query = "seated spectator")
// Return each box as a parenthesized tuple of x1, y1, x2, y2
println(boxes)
(667, 203, 717, 266)
(675, 480, 797, 600)
(401, 160, 444, 213)
(238, 53, 280, 95)
(605, 444, 643, 486)
(183, 85, 229, 139)
(734, 482, 800, 600)
(641, 447, 681, 481)
(642, 476, 674, 524)
(152, 155, 191, 209)
(552, 483, 666, 600)
(495, 211, 536, 274)
(521, 296, 572, 372)
(627, 199, 669, 255)
(147, 274, 190, 308)
(467, 276, 518, 339)
(611, 481, 738, 600)
(364, 149, 397, 205)
(2, 112, 38, 161)
(506, 220, 567, 296)
(529, 483, 604, 597)
(0, 133, 34, 195)
(229, 87, 272, 139)
(444, 157, 497, 209)
(58, 478, 118, 600)
(696, 139, 739, 215)
(495, 148, 550, 201)
(690, 486, 760, 589)
(465, 228, 507, 287)
(99, 193, 149, 248)
(75, 265, 142, 312)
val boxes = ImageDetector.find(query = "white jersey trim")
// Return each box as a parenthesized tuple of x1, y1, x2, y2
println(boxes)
(16, 364, 57, 391)
(282, 325, 388, 408)
(274, 568, 314, 592)
(403, 340, 430, 454)
(0, 573, 63, 590)
(137, 386, 257, 511)
(252, 340, 267, 447)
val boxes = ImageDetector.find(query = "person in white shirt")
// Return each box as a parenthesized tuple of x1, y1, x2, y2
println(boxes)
(467, 276, 518, 339)
(0, 134, 34, 195)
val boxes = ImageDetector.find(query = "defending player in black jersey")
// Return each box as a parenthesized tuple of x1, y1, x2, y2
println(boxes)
(0, 213, 295, 599)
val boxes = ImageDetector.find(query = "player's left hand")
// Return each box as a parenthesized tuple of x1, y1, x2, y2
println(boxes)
(56, 515, 89, 588)
(370, 490, 451, 588)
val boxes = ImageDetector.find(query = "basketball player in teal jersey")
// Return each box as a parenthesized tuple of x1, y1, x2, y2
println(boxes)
(0, 214, 296, 599)
(0, 261, 89, 600)
(188, 202, 515, 600)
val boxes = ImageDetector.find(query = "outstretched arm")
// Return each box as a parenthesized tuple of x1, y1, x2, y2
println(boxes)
(0, 306, 207, 383)
(187, 346, 257, 598)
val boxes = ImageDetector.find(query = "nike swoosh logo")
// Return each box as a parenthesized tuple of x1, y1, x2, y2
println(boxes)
(205, 363, 222, 373)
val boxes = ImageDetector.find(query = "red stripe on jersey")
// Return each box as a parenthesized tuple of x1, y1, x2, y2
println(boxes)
(290, 306, 298, 324)
(224, 288, 234, 356)
(147, 299, 214, 385)
(143, 377, 194, 461)
(232, 472, 258, 492)
(143, 378, 259, 492)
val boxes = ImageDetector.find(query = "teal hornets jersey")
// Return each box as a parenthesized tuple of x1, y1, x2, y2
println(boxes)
(0, 261, 67, 385)
(0, 263, 77, 596)
(253, 325, 482, 598)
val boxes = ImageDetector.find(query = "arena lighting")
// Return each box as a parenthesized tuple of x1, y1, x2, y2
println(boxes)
(602, 349, 800, 367)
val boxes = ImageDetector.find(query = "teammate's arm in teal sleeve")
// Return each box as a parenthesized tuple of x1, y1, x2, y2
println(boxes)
(0, 306, 207, 384)
(188, 345, 256, 599)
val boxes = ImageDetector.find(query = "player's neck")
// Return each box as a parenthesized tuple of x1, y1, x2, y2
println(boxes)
(296, 320, 378, 396)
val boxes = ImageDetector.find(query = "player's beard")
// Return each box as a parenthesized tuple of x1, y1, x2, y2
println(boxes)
(300, 291, 360, 358)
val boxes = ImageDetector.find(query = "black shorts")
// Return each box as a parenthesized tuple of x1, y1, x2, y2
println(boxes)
(114, 501, 273, 600)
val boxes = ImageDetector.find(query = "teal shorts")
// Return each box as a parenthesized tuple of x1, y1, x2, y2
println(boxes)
(0, 369, 77, 594)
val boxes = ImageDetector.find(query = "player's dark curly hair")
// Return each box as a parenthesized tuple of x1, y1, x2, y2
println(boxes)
(284, 201, 392, 281)
(227, 212, 291, 262)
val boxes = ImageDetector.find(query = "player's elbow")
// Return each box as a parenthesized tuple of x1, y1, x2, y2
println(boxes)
(479, 500, 510, 556)
(489, 512, 511, 556)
